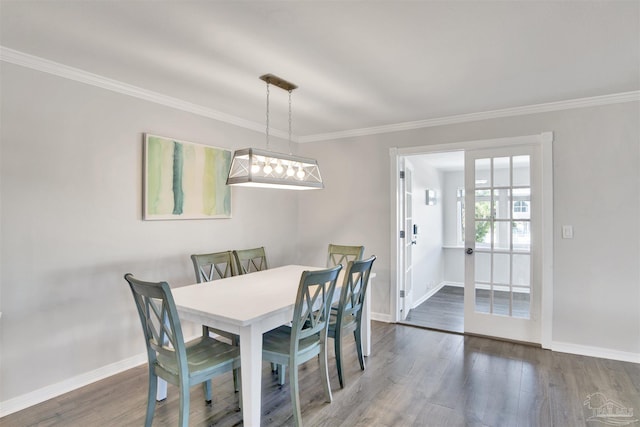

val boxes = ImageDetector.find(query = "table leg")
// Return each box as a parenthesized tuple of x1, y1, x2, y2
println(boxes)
(239, 324, 263, 427)
(157, 314, 171, 400)
(156, 378, 167, 401)
(362, 279, 371, 357)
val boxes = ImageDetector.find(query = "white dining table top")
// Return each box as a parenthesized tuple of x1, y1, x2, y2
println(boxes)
(171, 264, 326, 327)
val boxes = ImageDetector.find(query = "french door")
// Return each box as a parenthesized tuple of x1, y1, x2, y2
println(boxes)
(464, 144, 542, 343)
(399, 163, 414, 321)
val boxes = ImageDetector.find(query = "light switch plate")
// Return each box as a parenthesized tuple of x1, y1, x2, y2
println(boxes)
(562, 225, 573, 239)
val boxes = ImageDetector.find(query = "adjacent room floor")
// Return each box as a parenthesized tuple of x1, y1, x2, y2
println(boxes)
(402, 285, 531, 334)
(403, 285, 465, 333)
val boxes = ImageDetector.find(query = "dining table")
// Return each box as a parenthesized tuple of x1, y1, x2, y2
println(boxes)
(157, 264, 373, 427)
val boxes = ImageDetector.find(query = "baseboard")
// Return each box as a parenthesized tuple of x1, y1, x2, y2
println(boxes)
(371, 312, 393, 323)
(444, 281, 464, 288)
(0, 353, 147, 418)
(551, 341, 640, 364)
(435, 281, 530, 293)
(412, 282, 448, 308)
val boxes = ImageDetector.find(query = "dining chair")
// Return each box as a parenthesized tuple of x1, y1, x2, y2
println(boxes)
(232, 245, 282, 377)
(190, 251, 241, 390)
(124, 274, 241, 427)
(233, 246, 268, 274)
(191, 250, 237, 282)
(326, 244, 364, 268)
(190, 251, 239, 342)
(328, 255, 376, 388)
(262, 265, 342, 427)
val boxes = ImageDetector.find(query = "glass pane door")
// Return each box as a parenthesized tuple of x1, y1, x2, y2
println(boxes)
(464, 144, 540, 343)
(473, 155, 531, 318)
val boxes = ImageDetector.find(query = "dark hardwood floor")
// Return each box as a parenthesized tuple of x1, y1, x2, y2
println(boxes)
(403, 285, 530, 333)
(2, 322, 639, 426)
(404, 285, 465, 333)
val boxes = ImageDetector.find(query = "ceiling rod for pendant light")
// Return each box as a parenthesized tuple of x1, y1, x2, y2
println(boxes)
(226, 74, 323, 190)
(259, 73, 298, 91)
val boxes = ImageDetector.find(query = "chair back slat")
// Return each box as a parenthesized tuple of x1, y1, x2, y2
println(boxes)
(336, 256, 376, 329)
(191, 251, 236, 283)
(233, 247, 268, 275)
(124, 274, 188, 373)
(291, 266, 342, 350)
(327, 244, 364, 268)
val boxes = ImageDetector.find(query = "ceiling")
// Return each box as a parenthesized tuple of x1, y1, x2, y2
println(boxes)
(1, 1, 638, 142)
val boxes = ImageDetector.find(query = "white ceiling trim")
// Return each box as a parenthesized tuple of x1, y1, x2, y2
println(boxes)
(299, 91, 640, 143)
(2, 46, 638, 144)
(0, 46, 289, 141)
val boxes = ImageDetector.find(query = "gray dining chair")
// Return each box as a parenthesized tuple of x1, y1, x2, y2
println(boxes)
(231, 246, 281, 376)
(328, 255, 376, 388)
(190, 250, 240, 390)
(124, 274, 240, 427)
(233, 246, 268, 275)
(326, 244, 364, 268)
(191, 250, 237, 282)
(262, 265, 342, 427)
(190, 251, 238, 342)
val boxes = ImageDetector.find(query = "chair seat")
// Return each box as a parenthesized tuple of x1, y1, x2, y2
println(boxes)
(157, 336, 240, 384)
(328, 314, 358, 336)
(263, 325, 321, 360)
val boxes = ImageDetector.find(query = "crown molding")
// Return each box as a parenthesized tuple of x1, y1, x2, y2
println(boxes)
(299, 90, 640, 143)
(2, 46, 638, 144)
(0, 46, 291, 141)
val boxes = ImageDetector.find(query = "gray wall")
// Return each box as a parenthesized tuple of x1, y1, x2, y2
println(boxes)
(297, 101, 640, 357)
(406, 158, 444, 305)
(0, 64, 301, 403)
(1, 62, 639, 409)
(442, 170, 464, 248)
(442, 170, 465, 285)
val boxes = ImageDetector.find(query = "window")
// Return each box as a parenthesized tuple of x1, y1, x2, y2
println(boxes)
(513, 200, 529, 213)
(456, 187, 531, 248)
(456, 188, 465, 244)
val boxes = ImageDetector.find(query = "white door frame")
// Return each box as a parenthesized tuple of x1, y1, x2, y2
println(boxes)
(389, 132, 554, 348)
(399, 162, 415, 320)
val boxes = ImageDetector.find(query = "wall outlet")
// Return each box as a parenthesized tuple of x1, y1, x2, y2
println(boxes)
(562, 225, 574, 239)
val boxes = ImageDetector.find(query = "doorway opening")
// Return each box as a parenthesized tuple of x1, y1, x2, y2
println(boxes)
(398, 151, 466, 333)
(390, 133, 554, 346)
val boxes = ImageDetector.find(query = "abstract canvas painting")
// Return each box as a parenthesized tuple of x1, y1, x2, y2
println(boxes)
(144, 134, 232, 220)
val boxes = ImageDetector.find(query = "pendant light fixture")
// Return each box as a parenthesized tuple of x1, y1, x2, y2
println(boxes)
(226, 74, 323, 190)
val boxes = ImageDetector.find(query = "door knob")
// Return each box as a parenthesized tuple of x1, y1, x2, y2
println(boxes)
(466, 248, 474, 255)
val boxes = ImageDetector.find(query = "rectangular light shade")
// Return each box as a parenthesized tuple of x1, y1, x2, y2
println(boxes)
(226, 148, 324, 190)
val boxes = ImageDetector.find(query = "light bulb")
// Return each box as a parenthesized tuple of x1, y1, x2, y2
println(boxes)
(296, 168, 305, 179)
(263, 164, 273, 174)
(251, 163, 260, 174)
(275, 162, 284, 174)
(286, 166, 295, 177)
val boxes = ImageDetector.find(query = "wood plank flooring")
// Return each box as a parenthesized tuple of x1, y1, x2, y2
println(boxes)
(404, 286, 465, 333)
(2, 322, 639, 427)
(403, 285, 530, 333)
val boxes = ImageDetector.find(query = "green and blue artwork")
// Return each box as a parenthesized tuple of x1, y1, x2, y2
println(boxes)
(144, 134, 232, 219)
